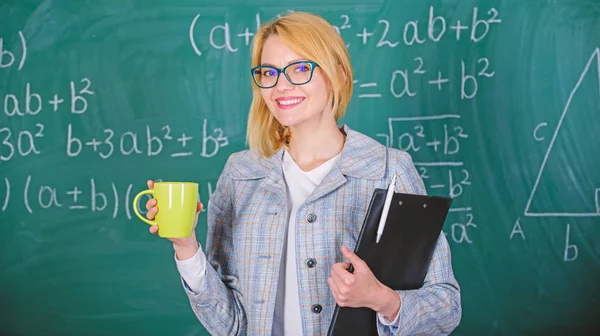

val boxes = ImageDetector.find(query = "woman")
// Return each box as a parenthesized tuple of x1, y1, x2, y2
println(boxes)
(145, 11, 461, 336)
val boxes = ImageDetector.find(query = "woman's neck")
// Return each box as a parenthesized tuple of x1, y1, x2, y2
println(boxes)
(286, 120, 346, 172)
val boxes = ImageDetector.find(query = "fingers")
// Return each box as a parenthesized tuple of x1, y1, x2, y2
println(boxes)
(328, 277, 344, 304)
(341, 245, 365, 269)
(145, 198, 156, 210)
(332, 261, 351, 273)
(331, 262, 354, 286)
(145, 197, 158, 220)
(146, 206, 158, 220)
(145, 180, 158, 234)
(192, 202, 204, 230)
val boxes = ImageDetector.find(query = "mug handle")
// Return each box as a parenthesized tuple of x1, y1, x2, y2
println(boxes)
(132, 189, 157, 226)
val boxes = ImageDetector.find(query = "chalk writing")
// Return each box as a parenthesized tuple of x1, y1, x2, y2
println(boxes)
(383, 114, 476, 243)
(0, 124, 44, 162)
(524, 48, 600, 218)
(3, 78, 95, 117)
(65, 119, 228, 160)
(0, 30, 27, 71)
(1, 175, 215, 219)
(563, 224, 578, 262)
(188, 6, 502, 55)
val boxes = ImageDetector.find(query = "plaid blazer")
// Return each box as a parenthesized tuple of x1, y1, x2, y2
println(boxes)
(182, 125, 461, 335)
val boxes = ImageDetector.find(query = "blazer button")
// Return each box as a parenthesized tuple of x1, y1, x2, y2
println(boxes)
(306, 213, 317, 223)
(312, 304, 322, 314)
(306, 258, 317, 268)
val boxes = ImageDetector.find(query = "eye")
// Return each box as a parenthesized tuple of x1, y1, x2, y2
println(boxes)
(294, 62, 312, 73)
(262, 68, 277, 77)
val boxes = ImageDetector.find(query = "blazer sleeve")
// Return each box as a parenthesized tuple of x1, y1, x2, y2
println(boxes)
(181, 155, 248, 336)
(376, 151, 462, 336)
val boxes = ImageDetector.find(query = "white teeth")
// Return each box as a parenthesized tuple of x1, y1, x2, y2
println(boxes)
(278, 98, 303, 106)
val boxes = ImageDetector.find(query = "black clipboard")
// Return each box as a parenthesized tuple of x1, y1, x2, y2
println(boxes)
(327, 189, 452, 336)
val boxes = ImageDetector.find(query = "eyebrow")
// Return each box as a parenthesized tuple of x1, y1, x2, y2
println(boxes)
(260, 58, 309, 67)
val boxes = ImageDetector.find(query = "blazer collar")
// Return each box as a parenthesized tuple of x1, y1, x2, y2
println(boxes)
(230, 124, 386, 181)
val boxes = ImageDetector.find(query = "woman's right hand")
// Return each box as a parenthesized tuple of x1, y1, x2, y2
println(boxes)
(145, 180, 204, 260)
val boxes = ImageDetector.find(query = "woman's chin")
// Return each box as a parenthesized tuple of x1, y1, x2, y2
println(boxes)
(273, 115, 302, 128)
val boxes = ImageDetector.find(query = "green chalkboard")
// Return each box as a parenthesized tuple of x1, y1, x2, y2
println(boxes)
(1, 1, 599, 335)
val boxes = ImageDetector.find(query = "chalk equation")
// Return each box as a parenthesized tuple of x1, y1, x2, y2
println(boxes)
(188, 6, 502, 55)
(0, 176, 215, 218)
(378, 114, 469, 156)
(376, 114, 477, 244)
(66, 119, 228, 160)
(352, 57, 495, 100)
(0, 119, 228, 162)
(3, 78, 95, 117)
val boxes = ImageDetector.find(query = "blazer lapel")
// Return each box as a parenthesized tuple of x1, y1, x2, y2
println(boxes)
(233, 124, 386, 204)
(305, 125, 387, 203)
(257, 149, 287, 200)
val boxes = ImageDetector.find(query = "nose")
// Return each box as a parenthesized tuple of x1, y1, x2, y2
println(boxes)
(275, 73, 294, 92)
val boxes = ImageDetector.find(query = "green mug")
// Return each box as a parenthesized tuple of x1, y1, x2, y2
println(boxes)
(132, 182, 199, 238)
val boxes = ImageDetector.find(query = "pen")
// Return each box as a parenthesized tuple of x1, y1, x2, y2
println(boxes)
(376, 173, 397, 243)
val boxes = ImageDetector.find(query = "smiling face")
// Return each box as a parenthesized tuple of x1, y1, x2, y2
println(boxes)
(245, 12, 354, 157)
(258, 34, 333, 128)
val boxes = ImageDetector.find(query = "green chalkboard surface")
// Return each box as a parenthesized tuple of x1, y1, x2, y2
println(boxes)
(1, 1, 599, 335)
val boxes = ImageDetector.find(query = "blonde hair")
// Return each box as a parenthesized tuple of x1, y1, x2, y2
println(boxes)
(246, 12, 354, 158)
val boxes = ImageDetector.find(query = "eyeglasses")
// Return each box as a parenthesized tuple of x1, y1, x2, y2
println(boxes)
(250, 61, 319, 89)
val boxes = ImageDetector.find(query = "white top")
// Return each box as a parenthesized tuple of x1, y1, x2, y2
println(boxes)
(275, 149, 341, 335)
(175, 149, 399, 334)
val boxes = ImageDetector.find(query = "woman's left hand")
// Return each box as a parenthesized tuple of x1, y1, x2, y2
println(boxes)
(328, 245, 401, 318)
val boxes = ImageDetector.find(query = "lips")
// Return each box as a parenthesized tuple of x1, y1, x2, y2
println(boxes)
(275, 97, 305, 109)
